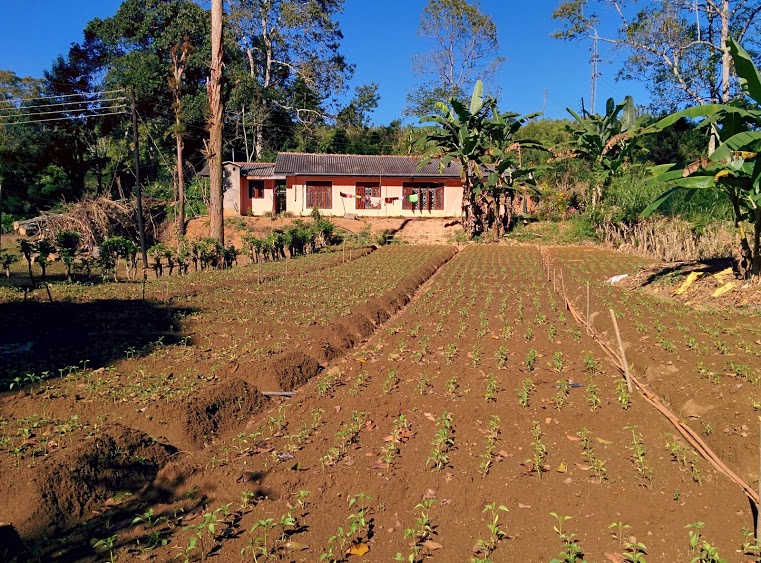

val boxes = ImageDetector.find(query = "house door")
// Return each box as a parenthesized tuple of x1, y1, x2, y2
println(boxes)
(275, 184, 286, 213)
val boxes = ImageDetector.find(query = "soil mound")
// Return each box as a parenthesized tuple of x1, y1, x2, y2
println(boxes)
(181, 379, 266, 447)
(268, 351, 321, 391)
(14, 424, 173, 537)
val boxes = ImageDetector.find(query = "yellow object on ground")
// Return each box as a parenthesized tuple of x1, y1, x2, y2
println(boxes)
(675, 271, 703, 295)
(712, 267, 734, 282)
(712, 282, 735, 297)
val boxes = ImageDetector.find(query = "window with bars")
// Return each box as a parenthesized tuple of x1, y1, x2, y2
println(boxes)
(355, 183, 381, 209)
(306, 182, 332, 209)
(248, 180, 265, 199)
(402, 183, 445, 211)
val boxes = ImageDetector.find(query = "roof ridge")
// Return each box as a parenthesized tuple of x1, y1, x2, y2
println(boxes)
(277, 152, 431, 159)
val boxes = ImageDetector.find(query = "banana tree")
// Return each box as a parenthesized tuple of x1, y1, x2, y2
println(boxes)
(483, 112, 547, 236)
(418, 81, 544, 238)
(565, 96, 641, 209)
(641, 38, 761, 279)
(417, 81, 494, 238)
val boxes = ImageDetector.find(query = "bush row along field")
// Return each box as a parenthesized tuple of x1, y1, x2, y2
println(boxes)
(5, 245, 754, 562)
(546, 247, 761, 492)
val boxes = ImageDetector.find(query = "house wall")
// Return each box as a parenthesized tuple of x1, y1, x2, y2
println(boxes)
(222, 164, 241, 215)
(240, 178, 278, 216)
(284, 175, 463, 218)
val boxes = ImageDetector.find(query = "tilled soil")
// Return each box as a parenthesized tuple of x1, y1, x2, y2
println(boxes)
(1, 244, 757, 562)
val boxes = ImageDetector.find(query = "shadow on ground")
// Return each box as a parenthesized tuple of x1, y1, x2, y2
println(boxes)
(0, 299, 193, 389)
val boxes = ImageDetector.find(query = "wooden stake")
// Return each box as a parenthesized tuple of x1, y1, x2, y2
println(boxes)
(758, 419, 761, 541)
(586, 280, 590, 335)
(285, 255, 288, 277)
(609, 309, 632, 393)
(257, 261, 261, 284)
(560, 271, 567, 302)
(553, 268, 556, 293)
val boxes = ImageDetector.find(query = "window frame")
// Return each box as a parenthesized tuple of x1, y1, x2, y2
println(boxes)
(355, 183, 381, 210)
(248, 180, 265, 199)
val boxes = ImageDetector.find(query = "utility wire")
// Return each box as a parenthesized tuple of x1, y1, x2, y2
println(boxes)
(0, 96, 128, 114)
(1, 88, 127, 104)
(0, 110, 129, 126)
(0, 104, 128, 121)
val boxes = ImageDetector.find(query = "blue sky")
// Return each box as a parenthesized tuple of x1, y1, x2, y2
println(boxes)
(0, 1, 650, 125)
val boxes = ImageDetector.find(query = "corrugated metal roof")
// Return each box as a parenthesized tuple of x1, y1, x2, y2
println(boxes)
(197, 162, 281, 178)
(273, 153, 463, 177)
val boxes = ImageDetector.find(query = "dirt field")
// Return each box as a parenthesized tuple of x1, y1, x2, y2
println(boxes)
(0, 244, 759, 562)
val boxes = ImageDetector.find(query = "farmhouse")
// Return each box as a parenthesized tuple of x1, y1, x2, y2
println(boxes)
(206, 153, 465, 218)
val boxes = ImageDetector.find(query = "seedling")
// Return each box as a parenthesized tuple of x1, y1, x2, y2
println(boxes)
(524, 349, 538, 371)
(320, 493, 373, 562)
(479, 416, 500, 476)
(445, 375, 459, 397)
(527, 421, 547, 478)
(550, 352, 564, 373)
(132, 508, 168, 549)
(495, 346, 509, 369)
(625, 425, 652, 487)
(427, 411, 454, 470)
(473, 502, 509, 562)
(686, 522, 724, 562)
(396, 498, 436, 562)
(92, 534, 118, 563)
(383, 369, 399, 394)
(581, 351, 597, 374)
(516, 378, 535, 407)
(554, 379, 570, 409)
(585, 380, 601, 410)
(484, 373, 498, 402)
(549, 513, 584, 563)
(615, 379, 631, 409)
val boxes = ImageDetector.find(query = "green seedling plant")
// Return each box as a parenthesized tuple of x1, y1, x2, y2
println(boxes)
(551, 352, 564, 373)
(472, 502, 509, 562)
(554, 379, 570, 409)
(625, 425, 652, 487)
(495, 346, 509, 369)
(383, 369, 399, 394)
(427, 411, 454, 470)
(445, 375, 460, 397)
(516, 377, 535, 407)
(616, 379, 631, 409)
(577, 429, 607, 482)
(549, 513, 584, 563)
(524, 349, 538, 371)
(92, 534, 118, 563)
(321, 493, 373, 562)
(737, 527, 761, 560)
(582, 351, 597, 375)
(444, 343, 458, 364)
(665, 433, 703, 484)
(585, 380, 601, 410)
(479, 416, 500, 476)
(395, 498, 436, 563)
(609, 521, 631, 548)
(686, 522, 725, 563)
(320, 411, 368, 468)
(484, 372, 498, 402)
(132, 508, 168, 550)
(527, 421, 547, 478)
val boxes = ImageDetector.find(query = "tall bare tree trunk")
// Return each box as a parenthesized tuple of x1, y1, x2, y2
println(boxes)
(176, 132, 185, 236)
(171, 39, 192, 238)
(208, 0, 225, 245)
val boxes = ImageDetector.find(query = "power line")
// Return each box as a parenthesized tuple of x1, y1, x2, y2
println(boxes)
(0, 96, 128, 114)
(0, 104, 128, 121)
(0, 110, 129, 126)
(1, 88, 127, 104)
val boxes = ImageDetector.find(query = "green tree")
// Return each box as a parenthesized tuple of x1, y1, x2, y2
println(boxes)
(564, 96, 643, 209)
(552, 1, 761, 116)
(227, 0, 354, 159)
(642, 38, 761, 278)
(407, 0, 503, 117)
